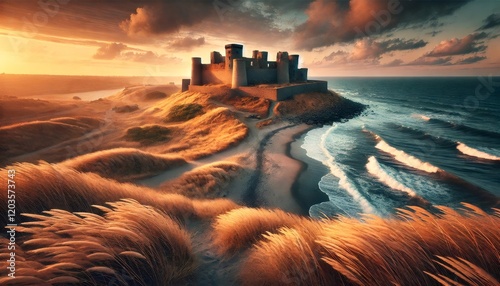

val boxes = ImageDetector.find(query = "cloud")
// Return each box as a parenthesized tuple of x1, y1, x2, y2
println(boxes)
(120, 1, 215, 36)
(121, 51, 180, 64)
(426, 30, 442, 37)
(93, 43, 128, 60)
(409, 56, 453, 66)
(293, 0, 472, 50)
(383, 59, 404, 66)
(321, 38, 427, 65)
(477, 13, 500, 31)
(455, 56, 487, 65)
(166, 37, 205, 51)
(426, 32, 488, 57)
(92, 42, 179, 64)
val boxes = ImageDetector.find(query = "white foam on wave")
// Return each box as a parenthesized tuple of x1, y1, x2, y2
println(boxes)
(375, 139, 440, 173)
(412, 114, 431, 121)
(320, 126, 376, 215)
(457, 142, 500, 161)
(366, 156, 417, 197)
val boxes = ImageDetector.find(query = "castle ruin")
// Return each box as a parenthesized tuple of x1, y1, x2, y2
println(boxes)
(183, 44, 328, 101)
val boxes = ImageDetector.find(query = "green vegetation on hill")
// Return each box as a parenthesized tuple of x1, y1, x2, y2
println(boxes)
(166, 103, 204, 122)
(125, 125, 171, 145)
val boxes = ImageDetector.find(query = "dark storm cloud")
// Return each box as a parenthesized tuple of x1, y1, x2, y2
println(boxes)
(166, 37, 206, 51)
(293, 0, 472, 50)
(120, 0, 216, 36)
(0, 0, 300, 46)
(477, 13, 500, 31)
(426, 32, 488, 57)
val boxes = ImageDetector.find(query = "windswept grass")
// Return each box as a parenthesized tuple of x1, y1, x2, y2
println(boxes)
(192, 199, 241, 219)
(162, 161, 242, 199)
(61, 148, 187, 181)
(240, 224, 340, 286)
(211, 208, 303, 255)
(144, 91, 167, 100)
(274, 91, 365, 124)
(210, 92, 271, 118)
(0, 200, 196, 285)
(112, 104, 139, 113)
(125, 125, 171, 145)
(166, 103, 204, 122)
(0, 162, 240, 222)
(169, 107, 248, 159)
(237, 204, 500, 285)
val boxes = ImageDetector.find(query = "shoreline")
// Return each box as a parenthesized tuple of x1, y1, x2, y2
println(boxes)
(287, 127, 330, 216)
(248, 123, 329, 216)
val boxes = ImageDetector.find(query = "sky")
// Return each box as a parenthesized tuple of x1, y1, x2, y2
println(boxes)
(0, 0, 499, 77)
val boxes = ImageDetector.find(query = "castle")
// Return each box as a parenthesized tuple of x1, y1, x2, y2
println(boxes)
(182, 44, 327, 101)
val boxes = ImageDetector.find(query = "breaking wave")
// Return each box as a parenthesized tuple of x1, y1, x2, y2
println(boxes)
(366, 156, 417, 197)
(457, 142, 500, 161)
(375, 138, 440, 174)
(320, 126, 376, 215)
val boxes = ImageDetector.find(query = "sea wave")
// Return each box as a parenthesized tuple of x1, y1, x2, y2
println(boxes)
(375, 138, 440, 173)
(320, 126, 376, 215)
(366, 156, 417, 197)
(428, 118, 500, 139)
(412, 114, 430, 121)
(456, 142, 500, 161)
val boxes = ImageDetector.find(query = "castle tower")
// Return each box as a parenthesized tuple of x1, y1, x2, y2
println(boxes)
(225, 44, 243, 70)
(191, 57, 202, 85)
(277, 51, 290, 84)
(257, 51, 268, 68)
(210, 51, 223, 64)
(289, 55, 299, 82)
(232, 58, 247, 88)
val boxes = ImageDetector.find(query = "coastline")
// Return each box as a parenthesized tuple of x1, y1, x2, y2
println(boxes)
(288, 127, 330, 216)
(248, 123, 328, 216)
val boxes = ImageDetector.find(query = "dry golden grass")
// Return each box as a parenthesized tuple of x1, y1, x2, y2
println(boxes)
(425, 256, 500, 286)
(211, 208, 304, 255)
(0, 200, 196, 285)
(240, 223, 342, 286)
(192, 199, 242, 220)
(0, 162, 240, 221)
(163, 107, 248, 160)
(209, 91, 271, 118)
(0, 117, 101, 163)
(274, 91, 365, 124)
(61, 148, 187, 181)
(319, 205, 499, 285)
(237, 204, 499, 286)
(162, 161, 242, 199)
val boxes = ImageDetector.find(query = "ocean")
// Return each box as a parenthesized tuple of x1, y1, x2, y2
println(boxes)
(303, 77, 500, 219)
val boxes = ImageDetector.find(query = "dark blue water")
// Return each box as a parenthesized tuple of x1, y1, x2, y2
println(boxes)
(304, 77, 500, 218)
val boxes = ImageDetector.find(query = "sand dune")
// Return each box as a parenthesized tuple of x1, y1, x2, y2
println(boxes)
(61, 148, 187, 181)
(111, 85, 180, 102)
(0, 117, 102, 163)
(162, 161, 242, 199)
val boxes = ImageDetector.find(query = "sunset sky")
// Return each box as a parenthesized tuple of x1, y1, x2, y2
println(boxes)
(0, 0, 499, 77)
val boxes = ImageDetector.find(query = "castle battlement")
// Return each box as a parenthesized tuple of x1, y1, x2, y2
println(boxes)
(182, 43, 327, 101)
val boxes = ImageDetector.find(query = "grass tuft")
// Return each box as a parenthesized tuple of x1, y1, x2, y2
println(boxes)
(166, 103, 204, 122)
(125, 125, 171, 145)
